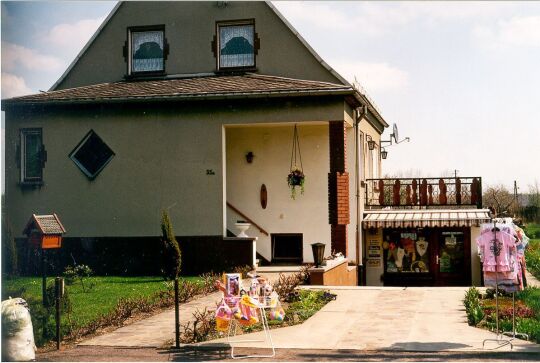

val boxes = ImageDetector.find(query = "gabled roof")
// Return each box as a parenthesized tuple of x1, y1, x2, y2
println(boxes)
(5, 74, 353, 105)
(44, 1, 387, 128)
(23, 214, 66, 236)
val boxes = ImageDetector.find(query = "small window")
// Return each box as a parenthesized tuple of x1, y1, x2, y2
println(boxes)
(69, 130, 115, 179)
(127, 26, 166, 75)
(20, 128, 45, 184)
(217, 21, 257, 70)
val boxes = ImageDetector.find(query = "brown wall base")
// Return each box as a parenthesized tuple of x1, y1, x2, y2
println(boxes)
(309, 260, 357, 286)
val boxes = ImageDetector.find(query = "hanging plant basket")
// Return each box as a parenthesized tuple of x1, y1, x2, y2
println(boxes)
(287, 168, 305, 199)
(288, 125, 305, 199)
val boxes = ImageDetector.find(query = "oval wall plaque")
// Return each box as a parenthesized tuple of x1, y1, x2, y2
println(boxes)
(260, 184, 267, 209)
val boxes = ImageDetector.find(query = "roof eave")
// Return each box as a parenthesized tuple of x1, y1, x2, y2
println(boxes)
(2, 88, 354, 109)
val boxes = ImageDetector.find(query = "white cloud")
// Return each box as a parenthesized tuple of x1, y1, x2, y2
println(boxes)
(274, 1, 517, 37)
(1, 72, 34, 98)
(42, 17, 105, 55)
(329, 60, 409, 93)
(473, 16, 540, 49)
(2, 42, 65, 72)
(273, 2, 355, 31)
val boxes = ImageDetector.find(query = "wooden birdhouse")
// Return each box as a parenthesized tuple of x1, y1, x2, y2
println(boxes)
(23, 214, 66, 249)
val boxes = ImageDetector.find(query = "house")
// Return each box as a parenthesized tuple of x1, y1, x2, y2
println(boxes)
(2, 1, 388, 276)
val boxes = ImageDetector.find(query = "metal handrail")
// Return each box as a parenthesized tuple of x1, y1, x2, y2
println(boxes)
(226, 202, 269, 236)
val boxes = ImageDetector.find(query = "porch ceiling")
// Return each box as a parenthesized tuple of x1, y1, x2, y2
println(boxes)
(363, 209, 492, 228)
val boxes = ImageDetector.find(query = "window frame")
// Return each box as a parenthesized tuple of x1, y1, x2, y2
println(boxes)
(69, 130, 115, 180)
(19, 128, 45, 185)
(126, 25, 167, 77)
(215, 19, 258, 72)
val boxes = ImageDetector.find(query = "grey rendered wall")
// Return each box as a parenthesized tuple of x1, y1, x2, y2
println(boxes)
(55, 1, 342, 90)
(4, 97, 346, 238)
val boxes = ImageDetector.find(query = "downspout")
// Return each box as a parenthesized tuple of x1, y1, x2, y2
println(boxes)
(355, 105, 367, 285)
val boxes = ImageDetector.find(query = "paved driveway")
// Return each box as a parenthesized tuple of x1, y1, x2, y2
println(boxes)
(78, 286, 540, 353)
(203, 286, 540, 353)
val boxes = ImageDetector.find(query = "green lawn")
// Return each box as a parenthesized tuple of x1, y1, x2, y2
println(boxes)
(2, 276, 201, 333)
(524, 223, 540, 280)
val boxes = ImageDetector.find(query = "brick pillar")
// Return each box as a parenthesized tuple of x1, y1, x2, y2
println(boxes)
(328, 121, 349, 256)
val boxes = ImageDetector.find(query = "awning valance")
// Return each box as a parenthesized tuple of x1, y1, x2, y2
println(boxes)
(363, 209, 491, 229)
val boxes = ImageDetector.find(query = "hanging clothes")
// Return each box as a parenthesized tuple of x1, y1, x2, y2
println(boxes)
(476, 220, 530, 293)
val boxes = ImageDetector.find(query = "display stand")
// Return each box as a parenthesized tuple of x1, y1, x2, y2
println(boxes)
(226, 297, 275, 359)
(502, 293, 529, 341)
(482, 222, 513, 350)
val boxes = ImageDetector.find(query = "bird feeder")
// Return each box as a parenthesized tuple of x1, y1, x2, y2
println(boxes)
(23, 213, 66, 249)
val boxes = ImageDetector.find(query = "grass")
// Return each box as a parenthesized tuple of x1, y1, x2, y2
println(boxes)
(2, 275, 202, 341)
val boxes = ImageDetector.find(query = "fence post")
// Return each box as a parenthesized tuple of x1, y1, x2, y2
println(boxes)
(174, 278, 180, 349)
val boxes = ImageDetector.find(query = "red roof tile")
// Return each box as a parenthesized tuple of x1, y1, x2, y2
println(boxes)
(5, 74, 352, 105)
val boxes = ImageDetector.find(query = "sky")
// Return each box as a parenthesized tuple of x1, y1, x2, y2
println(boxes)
(1, 1, 540, 192)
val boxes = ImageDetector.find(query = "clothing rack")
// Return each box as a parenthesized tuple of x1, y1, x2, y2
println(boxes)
(482, 221, 513, 350)
(502, 292, 529, 341)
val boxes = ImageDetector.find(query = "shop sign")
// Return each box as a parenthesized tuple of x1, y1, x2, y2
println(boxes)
(367, 259, 381, 267)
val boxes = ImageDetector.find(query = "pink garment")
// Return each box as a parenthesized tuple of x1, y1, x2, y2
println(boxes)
(476, 230, 516, 272)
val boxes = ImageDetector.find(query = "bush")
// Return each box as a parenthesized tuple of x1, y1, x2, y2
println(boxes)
(525, 239, 540, 280)
(463, 287, 484, 326)
(63, 264, 94, 292)
(1, 214, 18, 276)
(160, 211, 181, 280)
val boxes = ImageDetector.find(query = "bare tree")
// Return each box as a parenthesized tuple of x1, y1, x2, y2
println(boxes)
(483, 184, 516, 217)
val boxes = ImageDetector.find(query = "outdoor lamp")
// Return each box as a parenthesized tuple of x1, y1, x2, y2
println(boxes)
(366, 135, 376, 150)
(311, 242, 326, 268)
(381, 148, 388, 159)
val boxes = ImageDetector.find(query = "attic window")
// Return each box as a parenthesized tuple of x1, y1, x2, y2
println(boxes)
(216, 21, 258, 70)
(69, 130, 115, 180)
(127, 26, 167, 75)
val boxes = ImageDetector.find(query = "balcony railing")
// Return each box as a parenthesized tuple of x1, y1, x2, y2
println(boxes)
(365, 177, 482, 209)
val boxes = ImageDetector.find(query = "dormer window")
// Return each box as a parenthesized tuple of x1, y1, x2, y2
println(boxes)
(215, 20, 259, 70)
(126, 25, 168, 76)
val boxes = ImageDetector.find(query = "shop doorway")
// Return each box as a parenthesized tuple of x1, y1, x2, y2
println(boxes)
(271, 233, 303, 265)
(433, 229, 471, 286)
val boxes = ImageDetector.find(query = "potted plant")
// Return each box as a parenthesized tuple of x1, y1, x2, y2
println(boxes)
(287, 168, 305, 199)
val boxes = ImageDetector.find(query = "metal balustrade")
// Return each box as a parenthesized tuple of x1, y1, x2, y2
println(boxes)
(365, 177, 482, 209)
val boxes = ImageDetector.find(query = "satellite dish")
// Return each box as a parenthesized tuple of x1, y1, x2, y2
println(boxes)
(393, 123, 399, 143)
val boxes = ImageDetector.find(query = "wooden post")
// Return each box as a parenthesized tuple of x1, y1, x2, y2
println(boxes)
(55, 277, 62, 350)
(174, 278, 180, 349)
(42, 249, 47, 306)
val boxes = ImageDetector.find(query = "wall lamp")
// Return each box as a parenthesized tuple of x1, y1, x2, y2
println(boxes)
(366, 135, 376, 150)
(381, 148, 388, 160)
(246, 151, 255, 163)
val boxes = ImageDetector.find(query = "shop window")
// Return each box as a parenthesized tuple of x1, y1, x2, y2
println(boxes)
(69, 130, 115, 180)
(214, 20, 259, 70)
(125, 26, 168, 75)
(383, 229, 430, 274)
(19, 128, 46, 185)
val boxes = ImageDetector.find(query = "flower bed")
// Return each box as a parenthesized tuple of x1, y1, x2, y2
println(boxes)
(463, 286, 540, 343)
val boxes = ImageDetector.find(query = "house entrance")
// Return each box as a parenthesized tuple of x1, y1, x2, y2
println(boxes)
(271, 233, 303, 265)
(433, 229, 471, 286)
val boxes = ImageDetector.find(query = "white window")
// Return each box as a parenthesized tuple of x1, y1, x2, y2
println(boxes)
(217, 22, 256, 69)
(128, 27, 165, 74)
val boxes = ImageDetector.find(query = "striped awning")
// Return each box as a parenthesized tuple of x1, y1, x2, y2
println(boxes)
(363, 209, 491, 229)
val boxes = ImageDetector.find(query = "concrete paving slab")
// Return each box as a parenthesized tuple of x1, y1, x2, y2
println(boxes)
(79, 292, 222, 347)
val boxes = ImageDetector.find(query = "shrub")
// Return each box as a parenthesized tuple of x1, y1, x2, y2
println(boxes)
(463, 287, 484, 326)
(160, 211, 181, 280)
(63, 264, 94, 292)
(1, 214, 18, 277)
